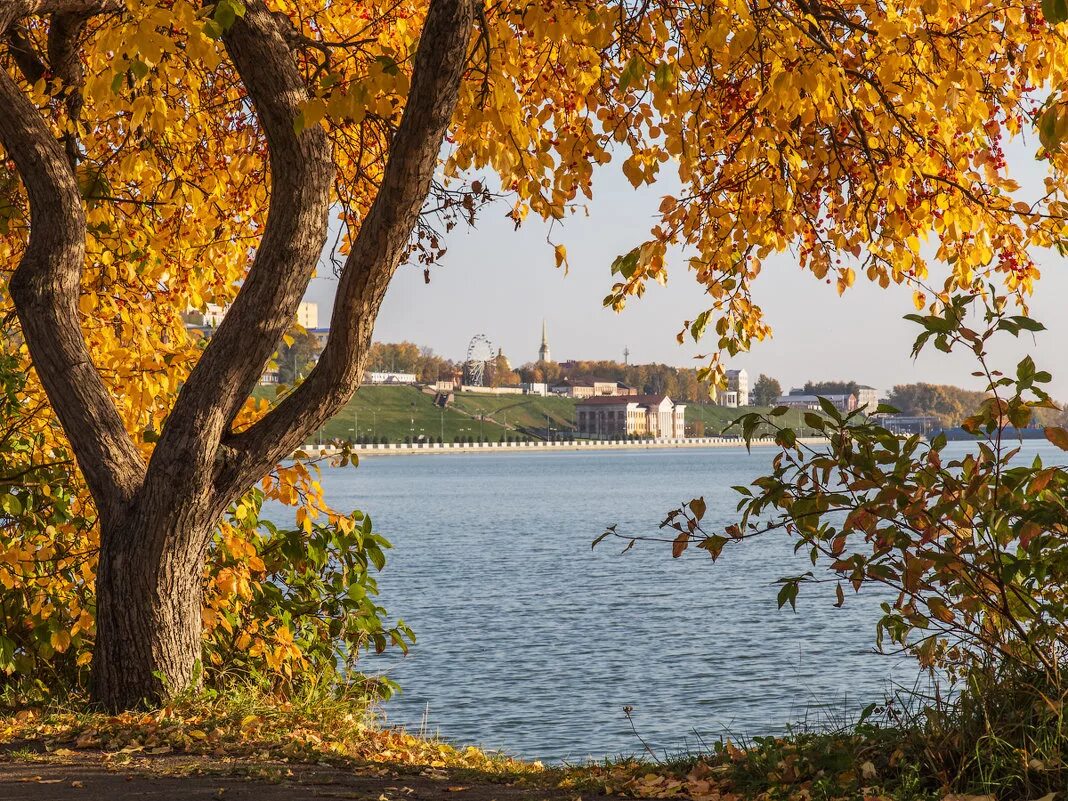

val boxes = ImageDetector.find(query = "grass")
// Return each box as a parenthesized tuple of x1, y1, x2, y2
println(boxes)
(255, 384, 811, 444)
(255, 385, 573, 443)
(684, 405, 815, 437)
(3, 669, 1065, 800)
(0, 679, 538, 777)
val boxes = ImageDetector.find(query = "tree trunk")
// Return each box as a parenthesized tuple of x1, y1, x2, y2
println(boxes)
(0, 0, 474, 711)
(91, 503, 214, 710)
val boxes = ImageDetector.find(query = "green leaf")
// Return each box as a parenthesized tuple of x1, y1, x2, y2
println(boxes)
(1043, 0, 1068, 24)
(619, 56, 643, 91)
(654, 61, 672, 90)
(689, 310, 710, 341)
(213, 0, 246, 31)
(614, 249, 640, 279)
(375, 55, 400, 76)
(817, 396, 842, 420)
(592, 529, 613, 549)
(202, 19, 224, 40)
(130, 60, 150, 80)
(777, 582, 798, 611)
(1011, 315, 1046, 332)
(0, 493, 21, 516)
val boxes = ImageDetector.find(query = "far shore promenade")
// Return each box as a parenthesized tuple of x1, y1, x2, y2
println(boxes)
(299, 435, 829, 458)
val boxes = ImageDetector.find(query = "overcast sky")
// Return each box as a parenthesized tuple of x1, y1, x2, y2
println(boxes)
(305, 139, 1067, 401)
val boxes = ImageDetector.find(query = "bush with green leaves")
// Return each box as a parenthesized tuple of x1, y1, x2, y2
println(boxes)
(0, 343, 410, 701)
(205, 490, 413, 697)
(600, 291, 1068, 795)
(625, 293, 1067, 677)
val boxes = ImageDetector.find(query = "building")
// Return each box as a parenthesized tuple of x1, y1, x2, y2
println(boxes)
(521, 382, 548, 396)
(724, 369, 749, 407)
(365, 371, 418, 385)
(296, 302, 319, 330)
(879, 414, 940, 436)
(775, 392, 857, 412)
(576, 395, 687, 439)
(855, 385, 879, 411)
(550, 379, 638, 399)
(719, 390, 742, 407)
(186, 301, 320, 336)
(539, 320, 552, 362)
(459, 385, 525, 395)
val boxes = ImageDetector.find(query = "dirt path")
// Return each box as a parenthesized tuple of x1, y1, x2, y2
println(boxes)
(0, 752, 606, 801)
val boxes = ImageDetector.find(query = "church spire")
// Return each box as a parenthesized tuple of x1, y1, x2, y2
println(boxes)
(538, 319, 551, 363)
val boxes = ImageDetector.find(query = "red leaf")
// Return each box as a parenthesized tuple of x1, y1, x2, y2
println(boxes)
(1045, 426, 1068, 450)
(672, 531, 689, 558)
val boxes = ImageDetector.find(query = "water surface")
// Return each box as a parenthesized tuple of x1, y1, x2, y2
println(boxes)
(263, 442, 1059, 761)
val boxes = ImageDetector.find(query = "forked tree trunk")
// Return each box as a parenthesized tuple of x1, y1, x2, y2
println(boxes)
(0, 0, 474, 710)
(92, 505, 214, 710)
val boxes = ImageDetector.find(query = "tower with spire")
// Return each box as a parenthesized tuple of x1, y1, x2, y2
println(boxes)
(538, 320, 552, 363)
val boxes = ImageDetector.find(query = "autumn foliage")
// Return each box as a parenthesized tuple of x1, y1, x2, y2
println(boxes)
(2, 0, 1068, 703)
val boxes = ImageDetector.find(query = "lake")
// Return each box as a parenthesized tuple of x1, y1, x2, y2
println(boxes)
(262, 442, 1060, 762)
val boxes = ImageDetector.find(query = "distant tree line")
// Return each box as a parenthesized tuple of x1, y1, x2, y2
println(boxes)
(365, 342, 457, 383)
(517, 359, 714, 402)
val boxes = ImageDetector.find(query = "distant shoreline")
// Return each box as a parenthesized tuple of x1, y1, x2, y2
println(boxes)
(298, 436, 830, 458)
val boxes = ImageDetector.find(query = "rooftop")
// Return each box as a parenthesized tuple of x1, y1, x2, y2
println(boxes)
(576, 394, 679, 407)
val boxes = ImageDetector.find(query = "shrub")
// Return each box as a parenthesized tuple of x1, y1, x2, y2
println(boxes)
(0, 347, 410, 701)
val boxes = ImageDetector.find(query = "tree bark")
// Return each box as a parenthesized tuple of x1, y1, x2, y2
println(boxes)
(92, 505, 214, 709)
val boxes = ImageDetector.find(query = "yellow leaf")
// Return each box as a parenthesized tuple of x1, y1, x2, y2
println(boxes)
(554, 244, 569, 274)
(50, 630, 72, 652)
(301, 98, 327, 128)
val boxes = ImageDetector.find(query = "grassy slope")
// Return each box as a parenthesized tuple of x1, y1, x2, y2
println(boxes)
(685, 404, 814, 436)
(255, 385, 575, 442)
(254, 385, 814, 442)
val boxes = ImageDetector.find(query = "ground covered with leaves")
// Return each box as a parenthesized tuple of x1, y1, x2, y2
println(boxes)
(2, 690, 1060, 801)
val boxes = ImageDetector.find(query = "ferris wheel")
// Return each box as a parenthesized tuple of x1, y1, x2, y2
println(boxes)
(464, 334, 495, 386)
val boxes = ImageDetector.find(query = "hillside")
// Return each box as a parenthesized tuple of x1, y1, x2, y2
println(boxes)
(256, 385, 576, 443)
(256, 385, 812, 443)
(685, 403, 812, 437)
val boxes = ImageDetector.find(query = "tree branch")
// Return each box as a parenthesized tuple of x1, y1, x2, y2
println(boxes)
(5, 23, 47, 85)
(221, 0, 476, 494)
(0, 1, 121, 33)
(0, 60, 145, 522)
(146, 0, 334, 496)
(47, 10, 90, 168)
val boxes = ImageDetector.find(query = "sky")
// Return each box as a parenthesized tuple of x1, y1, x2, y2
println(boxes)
(304, 141, 1068, 401)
